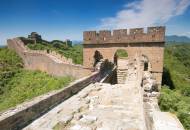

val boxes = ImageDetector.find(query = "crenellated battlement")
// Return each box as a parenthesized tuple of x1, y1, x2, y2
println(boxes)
(83, 26, 165, 44)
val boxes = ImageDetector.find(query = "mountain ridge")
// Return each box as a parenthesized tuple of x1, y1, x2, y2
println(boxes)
(166, 35, 190, 43)
(72, 35, 190, 44)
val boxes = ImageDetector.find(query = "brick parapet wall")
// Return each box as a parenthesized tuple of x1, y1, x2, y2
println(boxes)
(0, 71, 107, 130)
(84, 26, 165, 44)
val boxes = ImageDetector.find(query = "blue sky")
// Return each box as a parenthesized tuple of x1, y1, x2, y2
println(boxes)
(0, 0, 190, 45)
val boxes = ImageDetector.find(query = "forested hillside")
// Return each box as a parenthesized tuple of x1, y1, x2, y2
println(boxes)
(0, 47, 72, 112)
(166, 35, 190, 43)
(159, 44, 190, 130)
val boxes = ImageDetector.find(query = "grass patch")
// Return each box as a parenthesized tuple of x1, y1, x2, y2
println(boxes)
(0, 47, 23, 94)
(0, 47, 73, 112)
(0, 70, 72, 111)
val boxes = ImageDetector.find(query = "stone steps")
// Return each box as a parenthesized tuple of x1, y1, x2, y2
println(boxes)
(117, 69, 127, 84)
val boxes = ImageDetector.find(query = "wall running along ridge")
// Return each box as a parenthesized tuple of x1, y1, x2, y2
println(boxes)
(0, 70, 110, 130)
(83, 26, 165, 85)
(7, 38, 92, 79)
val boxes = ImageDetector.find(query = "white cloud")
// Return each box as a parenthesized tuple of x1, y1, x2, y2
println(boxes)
(181, 31, 190, 36)
(100, 0, 190, 29)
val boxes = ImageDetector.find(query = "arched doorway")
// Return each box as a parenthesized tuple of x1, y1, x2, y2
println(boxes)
(144, 62, 148, 71)
(114, 49, 128, 65)
(93, 50, 103, 67)
(141, 55, 151, 71)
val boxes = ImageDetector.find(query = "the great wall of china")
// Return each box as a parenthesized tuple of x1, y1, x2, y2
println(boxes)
(83, 26, 165, 87)
(7, 38, 92, 79)
(0, 26, 185, 130)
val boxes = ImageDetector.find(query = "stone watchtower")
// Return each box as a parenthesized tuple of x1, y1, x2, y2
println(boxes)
(28, 32, 42, 43)
(83, 26, 165, 85)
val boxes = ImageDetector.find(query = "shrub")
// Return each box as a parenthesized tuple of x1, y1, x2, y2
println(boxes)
(159, 87, 181, 112)
(159, 44, 190, 130)
(115, 49, 128, 58)
(177, 111, 190, 129)
(181, 86, 190, 97)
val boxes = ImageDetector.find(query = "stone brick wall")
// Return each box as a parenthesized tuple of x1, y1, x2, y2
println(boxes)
(83, 26, 165, 85)
(84, 26, 165, 44)
(7, 38, 92, 79)
(0, 71, 105, 130)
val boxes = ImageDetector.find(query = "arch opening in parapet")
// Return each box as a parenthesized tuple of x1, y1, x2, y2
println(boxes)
(93, 50, 103, 67)
(141, 55, 151, 71)
(144, 62, 148, 71)
(114, 49, 128, 65)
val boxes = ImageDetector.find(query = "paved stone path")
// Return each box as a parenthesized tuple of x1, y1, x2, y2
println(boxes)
(23, 81, 146, 130)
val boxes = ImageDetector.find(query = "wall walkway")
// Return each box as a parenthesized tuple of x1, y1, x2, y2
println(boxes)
(22, 56, 184, 130)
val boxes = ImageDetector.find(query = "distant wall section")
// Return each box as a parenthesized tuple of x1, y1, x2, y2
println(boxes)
(7, 38, 92, 79)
